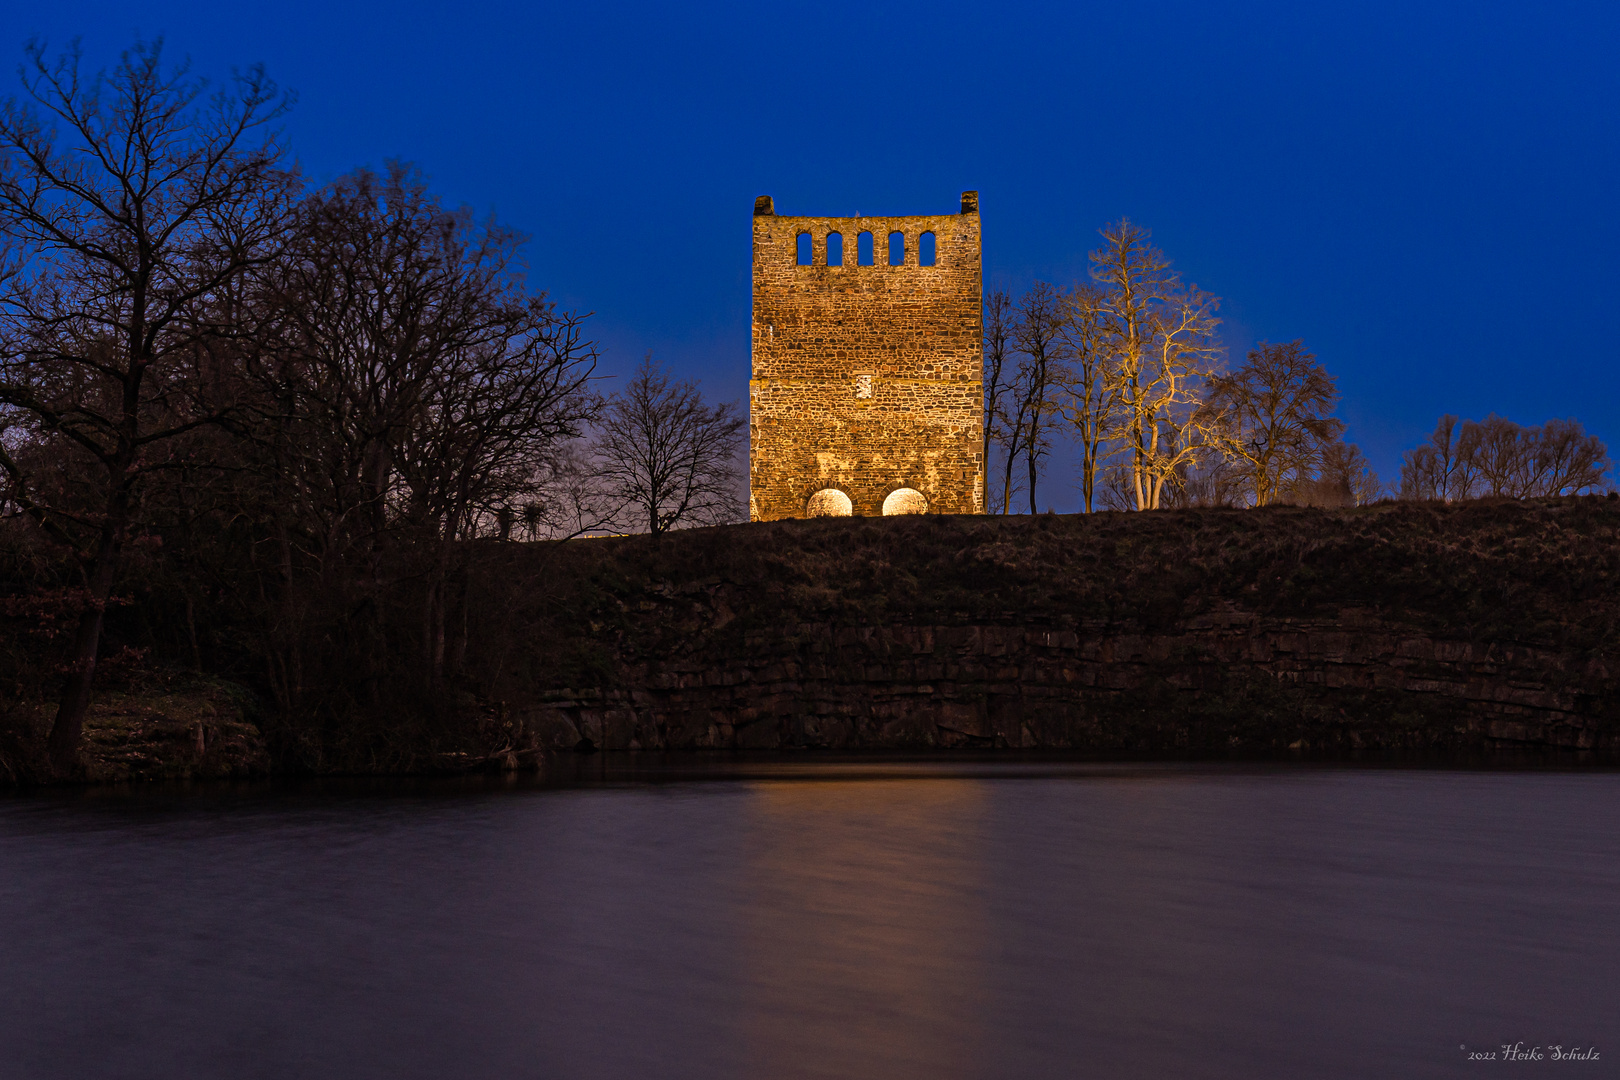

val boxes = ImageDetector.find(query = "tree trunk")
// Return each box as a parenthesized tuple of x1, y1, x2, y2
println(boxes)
(278, 521, 303, 706)
(1081, 442, 1095, 514)
(422, 580, 438, 680)
(1001, 435, 1018, 515)
(185, 592, 202, 673)
(982, 426, 991, 512)
(1026, 402, 1040, 514)
(46, 543, 120, 774)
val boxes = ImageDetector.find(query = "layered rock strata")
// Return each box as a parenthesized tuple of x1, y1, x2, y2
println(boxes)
(469, 500, 1620, 754)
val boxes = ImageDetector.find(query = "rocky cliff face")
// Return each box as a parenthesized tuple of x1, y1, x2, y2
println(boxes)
(463, 499, 1620, 754)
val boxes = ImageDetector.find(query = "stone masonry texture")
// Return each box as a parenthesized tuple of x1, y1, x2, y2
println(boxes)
(463, 500, 1620, 757)
(749, 191, 985, 520)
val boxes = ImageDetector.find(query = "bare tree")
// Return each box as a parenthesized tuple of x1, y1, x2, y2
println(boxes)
(247, 163, 599, 691)
(0, 38, 295, 771)
(595, 354, 744, 535)
(1203, 340, 1343, 507)
(1468, 414, 1608, 498)
(1162, 455, 1245, 508)
(1287, 441, 1381, 507)
(1093, 464, 1131, 511)
(516, 442, 620, 540)
(1056, 283, 1117, 512)
(1330, 442, 1383, 506)
(1534, 418, 1609, 495)
(1400, 415, 1474, 501)
(982, 289, 1014, 513)
(1468, 414, 1535, 498)
(992, 376, 1030, 514)
(1401, 413, 1608, 501)
(1090, 221, 1223, 510)
(1008, 282, 1065, 514)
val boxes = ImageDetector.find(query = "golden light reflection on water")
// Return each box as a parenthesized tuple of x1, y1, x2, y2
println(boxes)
(735, 779, 990, 1080)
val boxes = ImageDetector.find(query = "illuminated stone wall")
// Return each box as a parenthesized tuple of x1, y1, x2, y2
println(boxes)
(749, 191, 985, 520)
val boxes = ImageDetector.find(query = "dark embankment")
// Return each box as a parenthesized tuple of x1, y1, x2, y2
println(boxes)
(461, 498, 1620, 754)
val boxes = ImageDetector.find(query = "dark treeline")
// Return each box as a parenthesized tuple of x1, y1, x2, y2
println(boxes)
(986, 228, 1610, 514)
(0, 40, 740, 775)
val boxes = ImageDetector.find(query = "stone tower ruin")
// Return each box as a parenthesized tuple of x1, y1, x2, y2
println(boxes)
(749, 191, 984, 520)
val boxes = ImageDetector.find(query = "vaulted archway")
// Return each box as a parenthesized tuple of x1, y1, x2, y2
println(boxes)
(806, 488, 854, 517)
(881, 488, 927, 515)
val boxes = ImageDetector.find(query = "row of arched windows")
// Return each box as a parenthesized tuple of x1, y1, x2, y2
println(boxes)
(796, 231, 937, 267)
(805, 488, 928, 516)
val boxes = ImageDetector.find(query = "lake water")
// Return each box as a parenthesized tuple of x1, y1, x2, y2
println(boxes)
(1, 758, 1616, 1079)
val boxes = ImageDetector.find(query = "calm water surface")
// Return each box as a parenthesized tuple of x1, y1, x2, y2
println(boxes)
(1, 759, 1616, 1079)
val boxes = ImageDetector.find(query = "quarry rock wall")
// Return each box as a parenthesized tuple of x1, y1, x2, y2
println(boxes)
(516, 604, 1616, 754)
(471, 502, 1620, 758)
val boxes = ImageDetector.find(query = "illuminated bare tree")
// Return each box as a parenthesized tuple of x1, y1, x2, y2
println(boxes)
(594, 354, 744, 535)
(0, 38, 296, 771)
(1090, 221, 1223, 510)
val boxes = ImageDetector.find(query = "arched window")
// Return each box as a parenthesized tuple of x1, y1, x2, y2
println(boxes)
(888, 231, 905, 266)
(882, 488, 927, 515)
(918, 231, 936, 266)
(806, 489, 853, 517)
(796, 232, 812, 266)
(826, 231, 843, 266)
(857, 231, 874, 266)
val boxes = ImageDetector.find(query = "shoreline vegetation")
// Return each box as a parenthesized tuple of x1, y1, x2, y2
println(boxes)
(6, 497, 1620, 785)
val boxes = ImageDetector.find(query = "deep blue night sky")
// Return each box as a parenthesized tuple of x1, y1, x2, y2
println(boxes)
(13, 0, 1620, 507)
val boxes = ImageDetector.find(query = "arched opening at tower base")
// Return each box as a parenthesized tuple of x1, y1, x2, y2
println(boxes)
(806, 489, 854, 517)
(882, 488, 928, 515)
